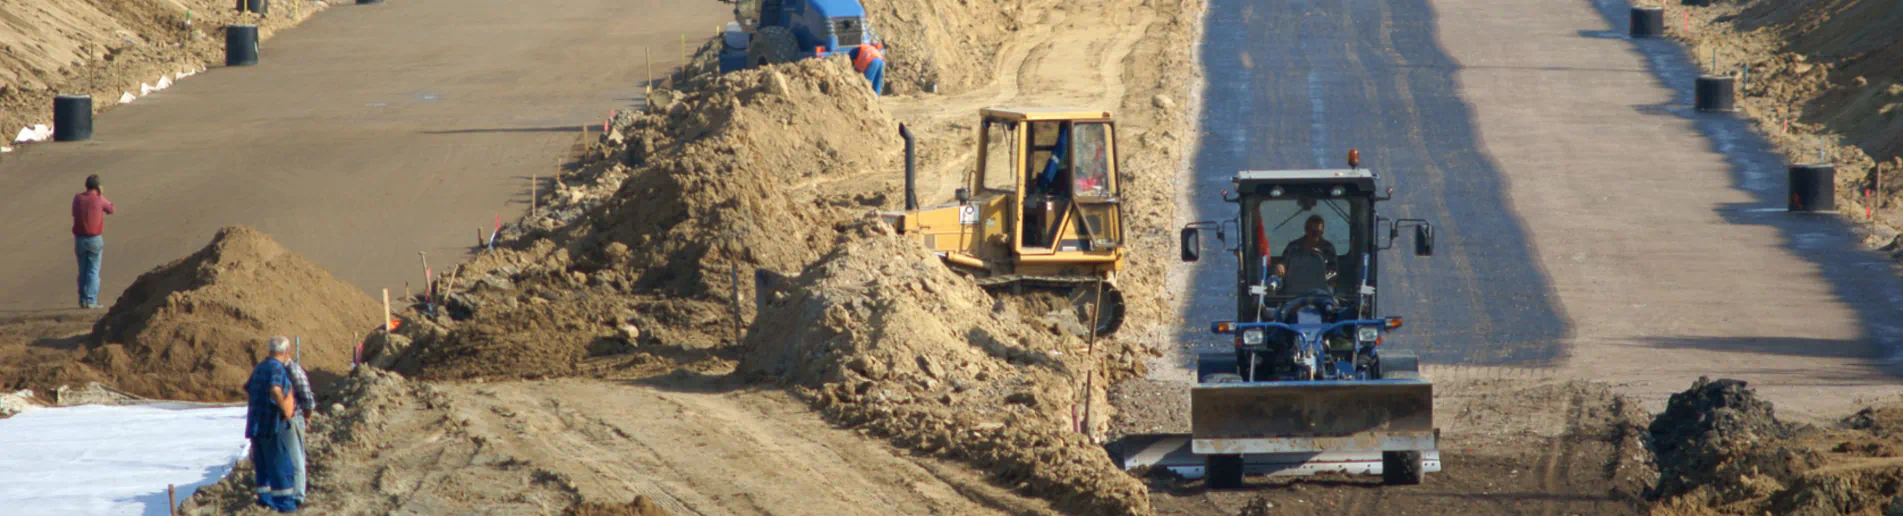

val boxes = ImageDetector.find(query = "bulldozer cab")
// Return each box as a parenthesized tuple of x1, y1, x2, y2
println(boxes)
(974, 108, 1122, 257)
(887, 107, 1132, 336)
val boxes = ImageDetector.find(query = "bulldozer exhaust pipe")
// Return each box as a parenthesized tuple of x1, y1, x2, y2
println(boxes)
(900, 124, 918, 211)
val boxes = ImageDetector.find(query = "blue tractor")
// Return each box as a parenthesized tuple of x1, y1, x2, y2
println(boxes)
(719, 0, 879, 73)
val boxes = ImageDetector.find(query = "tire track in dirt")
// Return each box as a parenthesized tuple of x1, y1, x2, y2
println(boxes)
(896, 6, 1158, 205)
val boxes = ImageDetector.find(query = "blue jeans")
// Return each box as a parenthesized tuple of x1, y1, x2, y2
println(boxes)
(75, 235, 103, 307)
(864, 58, 884, 96)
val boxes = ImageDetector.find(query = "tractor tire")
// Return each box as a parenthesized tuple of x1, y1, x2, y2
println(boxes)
(1382, 450, 1424, 485)
(1067, 283, 1126, 337)
(1205, 454, 1245, 489)
(748, 26, 800, 67)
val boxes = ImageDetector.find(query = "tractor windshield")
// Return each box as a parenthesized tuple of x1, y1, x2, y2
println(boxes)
(1252, 193, 1368, 299)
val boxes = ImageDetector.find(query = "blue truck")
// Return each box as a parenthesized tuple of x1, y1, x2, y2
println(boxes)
(720, 0, 879, 73)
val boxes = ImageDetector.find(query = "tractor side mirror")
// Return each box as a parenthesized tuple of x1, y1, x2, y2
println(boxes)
(1414, 225, 1434, 257)
(955, 187, 972, 203)
(1181, 228, 1202, 262)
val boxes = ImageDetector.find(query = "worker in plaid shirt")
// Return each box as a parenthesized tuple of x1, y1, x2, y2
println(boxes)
(284, 342, 316, 506)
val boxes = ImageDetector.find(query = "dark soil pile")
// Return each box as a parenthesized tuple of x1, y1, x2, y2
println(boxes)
(1649, 377, 1807, 502)
(740, 221, 1151, 515)
(75, 226, 379, 401)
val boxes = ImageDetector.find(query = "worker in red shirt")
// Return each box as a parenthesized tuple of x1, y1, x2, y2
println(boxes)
(849, 42, 885, 95)
(71, 174, 115, 309)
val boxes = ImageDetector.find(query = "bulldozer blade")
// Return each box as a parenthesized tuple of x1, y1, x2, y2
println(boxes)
(1191, 379, 1434, 455)
(1105, 433, 1442, 477)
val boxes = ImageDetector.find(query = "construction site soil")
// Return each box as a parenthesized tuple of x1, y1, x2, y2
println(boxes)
(11, 0, 1903, 514)
(186, 0, 1206, 511)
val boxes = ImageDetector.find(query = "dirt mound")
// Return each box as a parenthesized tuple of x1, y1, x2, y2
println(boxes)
(573, 56, 896, 300)
(79, 226, 379, 401)
(1649, 377, 1814, 505)
(740, 221, 1150, 515)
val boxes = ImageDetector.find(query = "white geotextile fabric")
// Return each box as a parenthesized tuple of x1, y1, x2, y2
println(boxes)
(0, 404, 248, 516)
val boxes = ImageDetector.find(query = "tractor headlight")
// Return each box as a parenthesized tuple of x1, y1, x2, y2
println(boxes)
(1356, 327, 1380, 343)
(1241, 329, 1265, 346)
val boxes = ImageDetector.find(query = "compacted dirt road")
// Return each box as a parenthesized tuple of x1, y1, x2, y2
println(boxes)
(0, 0, 728, 311)
(1132, 0, 1903, 512)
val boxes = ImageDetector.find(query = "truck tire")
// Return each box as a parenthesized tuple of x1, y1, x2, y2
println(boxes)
(1205, 454, 1245, 489)
(748, 26, 800, 67)
(1382, 450, 1424, 485)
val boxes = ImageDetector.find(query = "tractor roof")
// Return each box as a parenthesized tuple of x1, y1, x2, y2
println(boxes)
(982, 107, 1115, 122)
(809, 0, 867, 18)
(1233, 169, 1381, 194)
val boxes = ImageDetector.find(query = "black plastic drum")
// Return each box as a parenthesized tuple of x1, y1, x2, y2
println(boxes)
(227, 25, 260, 66)
(53, 95, 93, 142)
(1788, 163, 1836, 212)
(1695, 75, 1735, 112)
(1630, 7, 1664, 38)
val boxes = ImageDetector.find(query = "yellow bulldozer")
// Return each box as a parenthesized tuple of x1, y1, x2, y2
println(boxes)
(885, 107, 1128, 336)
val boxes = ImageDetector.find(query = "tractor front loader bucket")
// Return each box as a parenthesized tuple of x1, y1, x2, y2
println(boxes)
(1190, 379, 1435, 455)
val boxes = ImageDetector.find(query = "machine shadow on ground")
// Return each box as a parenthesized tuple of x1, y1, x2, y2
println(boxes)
(1585, 0, 1903, 376)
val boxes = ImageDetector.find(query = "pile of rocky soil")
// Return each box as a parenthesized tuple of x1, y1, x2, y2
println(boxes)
(1643, 377, 1903, 515)
(1669, 0, 1903, 242)
(21, 226, 381, 402)
(1648, 377, 1808, 504)
(0, 0, 331, 149)
(740, 221, 1151, 514)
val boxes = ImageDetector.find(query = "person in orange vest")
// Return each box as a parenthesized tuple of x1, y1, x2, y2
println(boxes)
(849, 42, 885, 95)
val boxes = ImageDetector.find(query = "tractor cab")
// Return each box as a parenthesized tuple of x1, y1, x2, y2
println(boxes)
(1181, 164, 1435, 381)
(1166, 156, 1443, 488)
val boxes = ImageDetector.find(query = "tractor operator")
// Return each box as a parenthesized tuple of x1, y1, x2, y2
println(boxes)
(1273, 215, 1338, 293)
(850, 43, 885, 95)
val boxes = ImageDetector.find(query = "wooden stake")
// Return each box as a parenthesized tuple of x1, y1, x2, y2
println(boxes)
(1081, 279, 1105, 440)
(731, 268, 744, 342)
(419, 252, 432, 299)
(168, 484, 176, 515)
(440, 265, 465, 306)
(382, 288, 392, 332)
(531, 174, 538, 216)
(477, 227, 485, 247)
